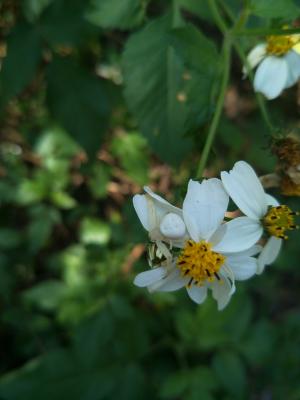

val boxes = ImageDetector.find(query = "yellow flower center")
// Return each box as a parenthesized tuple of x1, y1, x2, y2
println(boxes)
(266, 34, 299, 56)
(177, 240, 226, 286)
(263, 205, 299, 239)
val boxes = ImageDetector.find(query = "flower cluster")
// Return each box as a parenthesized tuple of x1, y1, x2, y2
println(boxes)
(245, 33, 300, 99)
(133, 161, 299, 310)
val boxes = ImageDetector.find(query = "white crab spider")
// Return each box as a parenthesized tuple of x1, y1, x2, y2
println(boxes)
(133, 186, 188, 270)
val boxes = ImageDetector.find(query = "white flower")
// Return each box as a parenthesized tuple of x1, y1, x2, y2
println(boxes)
(245, 34, 300, 100)
(134, 179, 260, 310)
(221, 161, 298, 274)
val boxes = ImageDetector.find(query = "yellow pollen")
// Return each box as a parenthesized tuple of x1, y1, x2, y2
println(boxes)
(266, 34, 299, 56)
(177, 240, 225, 286)
(263, 205, 299, 240)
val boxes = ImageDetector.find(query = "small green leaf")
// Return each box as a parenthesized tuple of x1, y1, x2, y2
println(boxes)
(86, 0, 146, 29)
(250, 0, 300, 19)
(212, 351, 246, 397)
(111, 132, 149, 185)
(22, 280, 66, 311)
(80, 218, 111, 245)
(161, 368, 217, 399)
(0, 229, 22, 250)
(50, 191, 76, 209)
(88, 164, 111, 199)
(27, 205, 60, 252)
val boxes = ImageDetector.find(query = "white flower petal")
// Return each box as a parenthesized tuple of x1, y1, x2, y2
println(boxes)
(149, 267, 186, 292)
(285, 50, 300, 88)
(187, 285, 207, 304)
(134, 267, 166, 287)
(265, 193, 280, 207)
(211, 272, 235, 311)
(213, 217, 263, 253)
(209, 224, 227, 247)
(144, 186, 181, 214)
(243, 43, 267, 76)
(224, 244, 262, 258)
(254, 56, 289, 100)
(183, 178, 229, 241)
(132, 194, 150, 231)
(221, 161, 268, 220)
(226, 255, 257, 281)
(257, 236, 282, 274)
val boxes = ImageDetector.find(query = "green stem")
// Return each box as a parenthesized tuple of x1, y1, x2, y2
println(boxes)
(196, 0, 231, 179)
(235, 27, 300, 36)
(232, 41, 274, 132)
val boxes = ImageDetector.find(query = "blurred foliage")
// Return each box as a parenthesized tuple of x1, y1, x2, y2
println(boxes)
(0, 0, 300, 399)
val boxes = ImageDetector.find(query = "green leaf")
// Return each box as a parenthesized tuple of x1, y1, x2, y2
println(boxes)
(87, 163, 111, 199)
(123, 15, 193, 164)
(171, 25, 218, 72)
(27, 205, 61, 252)
(170, 24, 220, 129)
(86, 0, 146, 29)
(46, 58, 110, 155)
(212, 351, 246, 397)
(0, 229, 22, 250)
(250, 0, 300, 19)
(161, 367, 217, 399)
(0, 23, 42, 109)
(175, 0, 214, 22)
(111, 132, 149, 185)
(22, 280, 66, 311)
(50, 191, 76, 209)
(35, 127, 80, 160)
(21, 0, 53, 22)
(39, 0, 96, 46)
(80, 217, 111, 245)
(240, 320, 276, 366)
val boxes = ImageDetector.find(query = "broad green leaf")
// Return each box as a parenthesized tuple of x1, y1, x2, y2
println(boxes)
(212, 351, 246, 397)
(123, 15, 193, 164)
(170, 25, 220, 129)
(175, 0, 213, 22)
(0, 24, 42, 109)
(86, 0, 146, 29)
(250, 0, 300, 18)
(39, 0, 96, 46)
(46, 58, 110, 155)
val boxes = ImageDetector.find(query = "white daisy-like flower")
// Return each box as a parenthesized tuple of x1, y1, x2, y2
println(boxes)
(245, 33, 300, 99)
(134, 179, 261, 310)
(221, 161, 299, 274)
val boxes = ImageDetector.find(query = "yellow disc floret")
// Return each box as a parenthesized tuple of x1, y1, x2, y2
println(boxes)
(177, 240, 226, 286)
(263, 205, 299, 239)
(266, 34, 300, 56)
